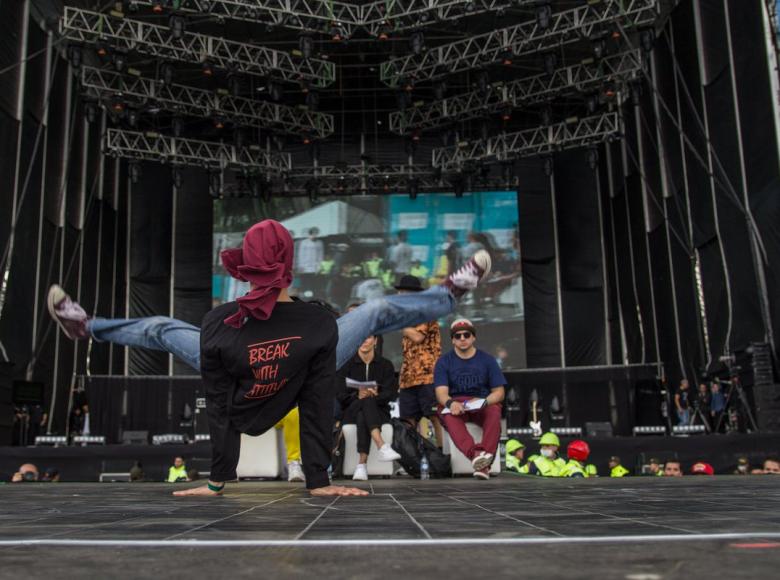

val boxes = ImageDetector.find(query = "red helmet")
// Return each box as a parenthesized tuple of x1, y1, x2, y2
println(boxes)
(567, 440, 590, 462)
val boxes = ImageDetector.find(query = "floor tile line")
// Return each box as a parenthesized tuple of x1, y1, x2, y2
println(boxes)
(389, 494, 433, 539)
(447, 495, 564, 537)
(294, 497, 341, 541)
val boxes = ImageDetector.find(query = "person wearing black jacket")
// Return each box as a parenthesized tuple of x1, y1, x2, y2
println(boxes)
(338, 335, 401, 480)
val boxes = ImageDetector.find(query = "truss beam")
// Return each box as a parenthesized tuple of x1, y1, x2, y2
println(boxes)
(104, 128, 292, 173)
(390, 50, 643, 134)
(381, 0, 659, 87)
(60, 7, 336, 87)
(432, 112, 620, 170)
(81, 67, 334, 138)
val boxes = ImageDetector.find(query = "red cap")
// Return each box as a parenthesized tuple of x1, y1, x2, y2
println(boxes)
(567, 440, 590, 462)
(690, 462, 714, 475)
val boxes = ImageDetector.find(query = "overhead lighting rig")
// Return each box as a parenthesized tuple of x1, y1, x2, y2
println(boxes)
(104, 128, 292, 174)
(81, 66, 335, 139)
(380, 0, 659, 87)
(60, 7, 336, 87)
(390, 50, 643, 135)
(432, 112, 621, 171)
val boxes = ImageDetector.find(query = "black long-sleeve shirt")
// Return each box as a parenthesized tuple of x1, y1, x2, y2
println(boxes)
(337, 354, 398, 412)
(200, 299, 338, 489)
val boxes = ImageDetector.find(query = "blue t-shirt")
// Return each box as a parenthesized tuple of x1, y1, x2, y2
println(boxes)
(433, 349, 507, 398)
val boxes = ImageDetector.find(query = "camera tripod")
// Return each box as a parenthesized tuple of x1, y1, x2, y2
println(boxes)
(714, 376, 759, 433)
(689, 402, 711, 432)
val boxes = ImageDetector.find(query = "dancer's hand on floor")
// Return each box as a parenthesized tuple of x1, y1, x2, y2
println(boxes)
(172, 485, 223, 497)
(310, 485, 369, 497)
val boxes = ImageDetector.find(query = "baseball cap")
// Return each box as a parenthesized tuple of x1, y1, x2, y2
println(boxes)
(450, 318, 475, 337)
(691, 462, 714, 475)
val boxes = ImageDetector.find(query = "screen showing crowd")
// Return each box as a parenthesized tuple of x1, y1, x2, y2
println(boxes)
(213, 191, 526, 369)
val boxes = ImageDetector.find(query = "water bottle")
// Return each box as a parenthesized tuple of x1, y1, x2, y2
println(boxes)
(420, 452, 430, 480)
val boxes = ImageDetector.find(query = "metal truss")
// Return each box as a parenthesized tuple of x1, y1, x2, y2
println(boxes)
(130, 1, 534, 37)
(381, 0, 659, 87)
(280, 163, 445, 194)
(390, 50, 643, 134)
(104, 128, 292, 173)
(81, 67, 334, 139)
(432, 112, 620, 170)
(60, 7, 336, 87)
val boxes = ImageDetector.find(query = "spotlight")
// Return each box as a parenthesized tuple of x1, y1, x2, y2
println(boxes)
(535, 3, 552, 30)
(640, 28, 655, 53)
(213, 116, 225, 129)
(160, 62, 174, 85)
(129, 162, 141, 184)
(112, 52, 126, 72)
(96, 42, 109, 58)
(302, 134, 312, 145)
(171, 116, 183, 137)
(269, 81, 283, 102)
(603, 82, 617, 100)
(592, 37, 607, 60)
(543, 52, 557, 76)
(401, 78, 414, 92)
(168, 14, 185, 39)
(475, 70, 489, 94)
(410, 31, 424, 56)
(585, 93, 598, 115)
(500, 107, 512, 122)
(454, 179, 464, 198)
(330, 25, 344, 42)
(411, 129, 421, 143)
(299, 35, 313, 59)
(152, 0, 164, 14)
(209, 172, 222, 198)
(541, 106, 552, 126)
(68, 46, 82, 70)
(85, 102, 97, 123)
(396, 90, 411, 109)
(300, 81, 310, 94)
(378, 23, 391, 41)
(172, 167, 183, 189)
(433, 80, 447, 100)
(112, 99, 125, 113)
(480, 119, 490, 141)
(499, 50, 513, 67)
(587, 147, 599, 170)
(127, 108, 139, 127)
(202, 60, 213, 76)
(542, 156, 553, 177)
(501, 162, 514, 188)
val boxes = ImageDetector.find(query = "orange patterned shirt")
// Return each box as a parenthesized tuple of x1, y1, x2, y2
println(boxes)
(399, 321, 441, 388)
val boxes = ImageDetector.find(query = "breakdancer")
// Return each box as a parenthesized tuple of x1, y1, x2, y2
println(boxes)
(48, 220, 491, 497)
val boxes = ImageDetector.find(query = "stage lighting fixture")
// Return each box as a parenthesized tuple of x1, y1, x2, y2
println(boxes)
(202, 60, 213, 76)
(305, 91, 320, 111)
(586, 93, 598, 115)
(541, 106, 552, 126)
(402, 78, 414, 92)
(299, 35, 314, 59)
(640, 28, 655, 53)
(542, 156, 553, 177)
(475, 70, 489, 94)
(543, 52, 557, 76)
(213, 117, 225, 129)
(331, 25, 345, 42)
(160, 62, 174, 85)
(464, 1, 476, 14)
(168, 14, 185, 39)
(96, 42, 109, 58)
(152, 0, 164, 14)
(226, 74, 241, 97)
(171, 116, 183, 137)
(112, 99, 125, 114)
(410, 31, 424, 56)
(535, 3, 552, 30)
(499, 50, 513, 67)
(630, 81, 643, 105)
(269, 81, 283, 102)
(603, 82, 617, 99)
(479, 119, 490, 141)
(200, 0, 212, 12)
(85, 102, 97, 123)
(500, 107, 512, 122)
(112, 52, 126, 72)
(129, 162, 141, 184)
(433, 80, 447, 100)
(501, 162, 514, 188)
(592, 37, 607, 60)
(127, 109, 139, 127)
(587, 147, 599, 170)
(209, 172, 222, 197)
(302, 134, 312, 145)
(172, 167, 184, 189)
(68, 46, 82, 70)
(378, 23, 391, 41)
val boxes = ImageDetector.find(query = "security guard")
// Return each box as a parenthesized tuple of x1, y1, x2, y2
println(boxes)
(167, 456, 188, 483)
(608, 455, 630, 477)
(505, 439, 526, 473)
(560, 440, 590, 478)
(585, 463, 598, 477)
(518, 432, 566, 476)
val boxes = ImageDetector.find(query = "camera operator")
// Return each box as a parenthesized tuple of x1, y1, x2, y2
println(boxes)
(11, 463, 39, 483)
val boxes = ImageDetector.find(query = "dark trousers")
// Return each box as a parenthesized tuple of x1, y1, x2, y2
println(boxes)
(342, 397, 390, 455)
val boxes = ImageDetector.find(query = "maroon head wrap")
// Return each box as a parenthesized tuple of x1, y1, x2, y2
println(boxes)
(220, 219, 294, 328)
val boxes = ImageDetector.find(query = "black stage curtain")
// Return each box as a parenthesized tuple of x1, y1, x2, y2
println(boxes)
(0, 0, 23, 118)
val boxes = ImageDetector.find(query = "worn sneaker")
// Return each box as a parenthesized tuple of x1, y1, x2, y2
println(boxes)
(47, 285, 89, 340)
(473, 466, 490, 480)
(442, 250, 492, 299)
(377, 443, 401, 462)
(352, 463, 368, 481)
(471, 451, 493, 472)
(287, 461, 305, 483)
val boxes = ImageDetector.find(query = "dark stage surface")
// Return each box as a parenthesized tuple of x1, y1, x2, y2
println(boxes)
(2, 477, 780, 579)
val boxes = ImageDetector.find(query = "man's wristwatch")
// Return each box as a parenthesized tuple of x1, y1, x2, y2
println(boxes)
(445, 398, 454, 409)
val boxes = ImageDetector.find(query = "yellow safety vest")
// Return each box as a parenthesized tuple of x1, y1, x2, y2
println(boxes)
(585, 464, 598, 477)
(610, 464, 630, 477)
(505, 453, 523, 473)
(560, 459, 588, 478)
(519, 454, 565, 477)
(167, 465, 188, 483)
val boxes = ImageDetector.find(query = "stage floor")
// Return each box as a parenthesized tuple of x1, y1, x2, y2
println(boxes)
(2, 476, 780, 578)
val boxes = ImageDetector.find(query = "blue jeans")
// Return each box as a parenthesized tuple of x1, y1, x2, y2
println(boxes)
(676, 409, 690, 426)
(88, 286, 455, 371)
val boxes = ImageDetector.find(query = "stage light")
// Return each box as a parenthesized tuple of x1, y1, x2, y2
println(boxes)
(299, 35, 313, 59)
(171, 116, 183, 137)
(378, 22, 391, 41)
(202, 60, 213, 76)
(402, 78, 414, 92)
(542, 156, 553, 177)
(501, 107, 512, 122)
(541, 106, 552, 126)
(209, 172, 222, 197)
(464, 1, 475, 14)
(127, 109, 139, 127)
(269, 81, 283, 102)
(172, 167, 184, 189)
(168, 14, 185, 39)
(152, 0, 164, 14)
(96, 42, 109, 58)
(640, 28, 655, 53)
(433, 80, 447, 100)
(536, 3, 552, 30)
(68, 46, 82, 70)
(306, 92, 320, 112)
(543, 52, 557, 76)
(499, 50, 513, 67)
(73, 435, 106, 445)
(34, 436, 67, 447)
(331, 25, 344, 42)
(630, 81, 643, 105)
(213, 116, 225, 129)
(160, 62, 174, 85)
(112, 99, 125, 113)
(112, 52, 126, 72)
(396, 90, 411, 109)
(410, 31, 424, 56)
(501, 162, 514, 188)
(302, 134, 312, 145)
(587, 147, 599, 170)
(85, 102, 97, 123)
(586, 93, 598, 115)
(152, 434, 186, 445)
(475, 70, 489, 94)
(129, 162, 141, 184)
(307, 179, 320, 202)
(226, 74, 241, 97)
(592, 37, 607, 60)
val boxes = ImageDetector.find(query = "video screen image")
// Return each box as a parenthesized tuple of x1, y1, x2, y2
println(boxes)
(213, 191, 526, 369)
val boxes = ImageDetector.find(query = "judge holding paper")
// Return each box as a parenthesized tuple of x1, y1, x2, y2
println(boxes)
(435, 319, 506, 480)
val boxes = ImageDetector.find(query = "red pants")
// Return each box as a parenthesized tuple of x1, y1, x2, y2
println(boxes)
(439, 398, 502, 460)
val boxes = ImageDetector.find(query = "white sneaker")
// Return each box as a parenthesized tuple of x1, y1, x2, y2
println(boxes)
(377, 443, 401, 462)
(352, 463, 368, 481)
(443, 250, 492, 298)
(471, 451, 493, 471)
(47, 285, 89, 340)
(473, 466, 490, 480)
(287, 461, 305, 482)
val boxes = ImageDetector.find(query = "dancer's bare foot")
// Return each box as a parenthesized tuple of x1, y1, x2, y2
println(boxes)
(173, 484, 223, 497)
(310, 485, 369, 497)
(442, 250, 491, 299)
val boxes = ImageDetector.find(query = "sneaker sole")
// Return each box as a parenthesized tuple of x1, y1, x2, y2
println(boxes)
(471, 454, 493, 471)
(378, 453, 402, 462)
(473, 250, 492, 282)
(473, 471, 490, 480)
(352, 475, 369, 481)
(47, 285, 74, 340)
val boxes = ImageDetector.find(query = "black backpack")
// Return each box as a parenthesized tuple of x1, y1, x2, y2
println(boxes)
(391, 419, 452, 478)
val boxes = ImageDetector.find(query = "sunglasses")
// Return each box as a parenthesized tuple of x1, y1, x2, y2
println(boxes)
(453, 331, 473, 340)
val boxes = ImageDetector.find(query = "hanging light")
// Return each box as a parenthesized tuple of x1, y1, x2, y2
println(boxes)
(410, 31, 424, 56)
(299, 35, 313, 59)
(535, 4, 552, 30)
(160, 62, 174, 85)
(202, 60, 213, 76)
(168, 14, 185, 40)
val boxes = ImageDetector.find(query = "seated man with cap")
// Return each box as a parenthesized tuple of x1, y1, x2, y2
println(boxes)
(434, 318, 506, 479)
(560, 440, 591, 478)
(505, 438, 526, 473)
(609, 456, 630, 477)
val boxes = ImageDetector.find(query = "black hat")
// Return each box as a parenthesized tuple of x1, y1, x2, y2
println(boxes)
(394, 275, 424, 292)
